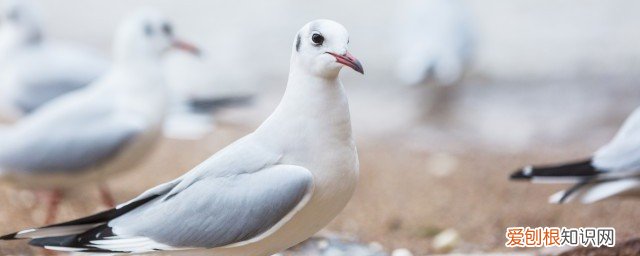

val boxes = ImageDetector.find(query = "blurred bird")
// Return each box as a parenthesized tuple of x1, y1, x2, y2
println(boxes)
(1, 19, 363, 255)
(395, 0, 474, 86)
(162, 52, 256, 140)
(0, 9, 199, 224)
(0, 0, 108, 118)
(511, 107, 640, 204)
(0, 0, 249, 141)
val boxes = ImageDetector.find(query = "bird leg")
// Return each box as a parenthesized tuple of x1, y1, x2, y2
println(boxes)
(99, 183, 116, 208)
(44, 190, 62, 225)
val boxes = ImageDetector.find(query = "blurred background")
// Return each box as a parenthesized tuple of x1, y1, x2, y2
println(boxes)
(1, 0, 640, 255)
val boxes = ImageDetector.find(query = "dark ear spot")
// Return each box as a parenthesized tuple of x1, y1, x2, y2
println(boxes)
(295, 34, 301, 52)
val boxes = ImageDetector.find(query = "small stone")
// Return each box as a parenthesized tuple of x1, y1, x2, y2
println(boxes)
(317, 239, 329, 249)
(391, 248, 413, 256)
(432, 228, 460, 253)
(424, 152, 459, 177)
(368, 242, 384, 252)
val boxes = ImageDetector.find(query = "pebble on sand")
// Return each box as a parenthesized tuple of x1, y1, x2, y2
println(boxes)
(392, 248, 414, 256)
(432, 228, 461, 253)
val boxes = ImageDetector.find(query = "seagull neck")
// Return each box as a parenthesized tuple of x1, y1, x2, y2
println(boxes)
(109, 63, 167, 119)
(256, 66, 353, 146)
(114, 54, 163, 69)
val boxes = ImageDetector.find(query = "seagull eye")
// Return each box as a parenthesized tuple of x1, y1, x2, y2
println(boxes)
(311, 33, 324, 45)
(162, 23, 173, 36)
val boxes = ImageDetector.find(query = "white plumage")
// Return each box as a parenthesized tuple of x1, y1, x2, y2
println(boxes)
(395, 0, 474, 86)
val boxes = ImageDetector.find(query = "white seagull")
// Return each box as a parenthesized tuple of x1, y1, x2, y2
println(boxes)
(0, 0, 109, 118)
(0, 9, 199, 224)
(1, 19, 364, 255)
(511, 107, 640, 203)
(395, 0, 474, 86)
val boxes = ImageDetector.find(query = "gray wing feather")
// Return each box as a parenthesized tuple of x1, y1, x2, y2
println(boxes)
(7, 42, 108, 113)
(12, 79, 95, 113)
(161, 136, 280, 201)
(110, 164, 313, 248)
(0, 112, 143, 173)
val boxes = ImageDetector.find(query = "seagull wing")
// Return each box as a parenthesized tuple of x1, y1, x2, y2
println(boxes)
(0, 92, 144, 173)
(7, 43, 108, 113)
(8, 163, 313, 253)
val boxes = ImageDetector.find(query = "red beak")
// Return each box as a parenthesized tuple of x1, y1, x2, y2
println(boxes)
(327, 51, 364, 74)
(172, 39, 201, 57)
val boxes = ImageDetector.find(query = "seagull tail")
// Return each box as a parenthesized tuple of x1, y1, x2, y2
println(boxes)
(27, 224, 122, 253)
(510, 159, 602, 183)
(0, 195, 158, 241)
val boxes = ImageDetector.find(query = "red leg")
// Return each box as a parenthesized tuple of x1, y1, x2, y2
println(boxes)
(44, 190, 62, 225)
(99, 184, 116, 208)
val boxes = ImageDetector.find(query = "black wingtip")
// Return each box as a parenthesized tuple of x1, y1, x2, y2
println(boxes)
(509, 159, 599, 181)
(0, 232, 18, 240)
(510, 166, 533, 180)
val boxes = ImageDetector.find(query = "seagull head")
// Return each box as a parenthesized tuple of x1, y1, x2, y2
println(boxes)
(292, 19, 364, 78)
(0, 0, 42, 46)
(113, 9, 200, 64)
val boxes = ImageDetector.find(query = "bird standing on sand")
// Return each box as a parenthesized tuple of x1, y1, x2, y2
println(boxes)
(0, 9, 199, 224)
(1, 19, 364, 255)
(511, 107, 640, 203)
(0, 0, 108, 118)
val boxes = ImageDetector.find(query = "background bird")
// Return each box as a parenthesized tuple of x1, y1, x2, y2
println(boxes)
(1, 19, 363, 255)
(511, 106, 640, 204)
(161, 53, 256, 140)
(0, 8, 199, 224)
(0, 0, 239, 140)
(394, 0, 474, 86)
(0, 0, 108, 118)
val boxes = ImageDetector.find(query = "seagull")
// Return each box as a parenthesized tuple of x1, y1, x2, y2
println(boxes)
(511, 107, 640, 204)
(0, 0, 109, 118)
(395, 0, 474, 86)
(0, 19, 364, 255)
(0, 9, 199, 224)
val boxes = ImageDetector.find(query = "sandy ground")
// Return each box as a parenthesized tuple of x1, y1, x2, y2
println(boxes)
(1, 76, 640, 255)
